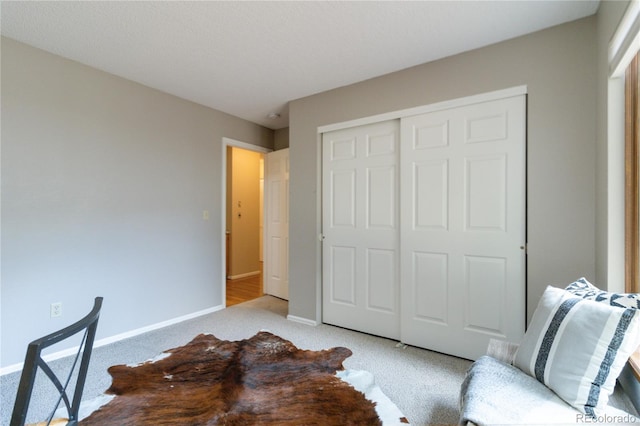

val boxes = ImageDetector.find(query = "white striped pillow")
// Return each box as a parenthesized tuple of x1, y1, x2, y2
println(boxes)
(514, 286, 640, 418)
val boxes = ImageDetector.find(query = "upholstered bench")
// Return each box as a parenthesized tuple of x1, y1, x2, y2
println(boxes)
(459, 279, 640, 425)
(459, 343, 638, 425)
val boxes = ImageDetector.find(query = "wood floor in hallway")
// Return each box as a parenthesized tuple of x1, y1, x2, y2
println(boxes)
(226, 266, 263, 307)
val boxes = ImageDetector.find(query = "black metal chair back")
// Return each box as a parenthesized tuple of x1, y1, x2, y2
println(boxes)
(10, 297, 103, 426)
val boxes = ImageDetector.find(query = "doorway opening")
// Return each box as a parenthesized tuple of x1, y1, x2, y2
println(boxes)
(222, 138, 270, 307)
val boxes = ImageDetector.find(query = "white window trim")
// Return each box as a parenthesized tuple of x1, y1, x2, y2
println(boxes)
(610, 0, 640, 78)
(607, 1, 640, 293)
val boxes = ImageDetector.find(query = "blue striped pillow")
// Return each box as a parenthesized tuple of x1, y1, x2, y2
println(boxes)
(514, 286, 640, 418)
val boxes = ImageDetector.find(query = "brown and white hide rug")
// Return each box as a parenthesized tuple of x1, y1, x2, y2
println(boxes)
(79, 331, 409, 425)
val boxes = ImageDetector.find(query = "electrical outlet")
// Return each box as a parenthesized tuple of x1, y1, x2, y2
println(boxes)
(50, 302, 62, 318)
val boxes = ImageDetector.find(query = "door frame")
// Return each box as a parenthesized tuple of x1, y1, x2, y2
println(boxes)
(221, 137, 272, 307)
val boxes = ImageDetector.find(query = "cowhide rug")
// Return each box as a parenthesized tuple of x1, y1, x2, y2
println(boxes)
(79, 331, 409, 425)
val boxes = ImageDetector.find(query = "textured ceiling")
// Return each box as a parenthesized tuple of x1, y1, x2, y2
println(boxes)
(1, 1, 600, 130)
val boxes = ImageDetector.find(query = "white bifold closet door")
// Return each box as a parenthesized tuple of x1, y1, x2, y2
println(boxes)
(322, 94, 526, 360)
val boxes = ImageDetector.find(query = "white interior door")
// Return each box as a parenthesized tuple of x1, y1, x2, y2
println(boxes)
(264, 148, 289, 300)
(399, 95, 526, 360)
(322, 121, 401, 339)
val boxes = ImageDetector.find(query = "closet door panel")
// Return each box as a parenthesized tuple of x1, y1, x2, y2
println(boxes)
(400, 95, 526, 360)
(322, 120, 401, 340)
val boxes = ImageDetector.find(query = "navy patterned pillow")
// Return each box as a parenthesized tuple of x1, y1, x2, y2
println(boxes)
(565, 277, 639, 309)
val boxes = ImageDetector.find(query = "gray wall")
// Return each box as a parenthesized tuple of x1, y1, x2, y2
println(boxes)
(274, 127, 290, 150)
(288, 17, 597, 324)
(1, 37, 273, 368)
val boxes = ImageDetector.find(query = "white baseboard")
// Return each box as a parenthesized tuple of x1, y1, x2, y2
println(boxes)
(0, 303, 225, 376)
(227, 270, 260, 280)
(287, 314, 319, 326)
